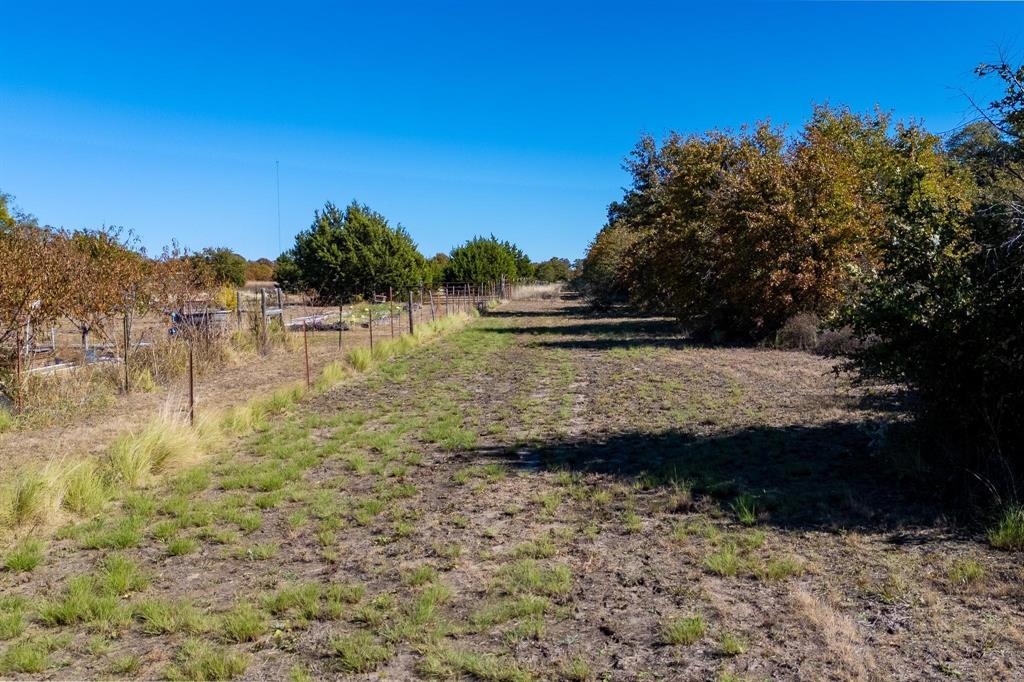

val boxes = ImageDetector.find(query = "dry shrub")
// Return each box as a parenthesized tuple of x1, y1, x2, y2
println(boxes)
(18, 364, 120, 428)
(775, 313, 820, 351)
(511, 283, 563, 301)
(815, 326, 861, 357)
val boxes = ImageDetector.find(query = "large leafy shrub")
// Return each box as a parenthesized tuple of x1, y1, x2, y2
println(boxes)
(279, 201, 425, 301)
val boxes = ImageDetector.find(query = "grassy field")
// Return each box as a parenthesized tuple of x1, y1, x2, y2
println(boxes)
(1, 295, 1021, 681)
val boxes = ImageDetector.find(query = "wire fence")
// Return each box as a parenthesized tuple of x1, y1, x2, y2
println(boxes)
(2, 279, 555, 423)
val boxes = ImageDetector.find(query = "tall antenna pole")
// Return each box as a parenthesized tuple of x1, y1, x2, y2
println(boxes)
(275, 160, 282, 255)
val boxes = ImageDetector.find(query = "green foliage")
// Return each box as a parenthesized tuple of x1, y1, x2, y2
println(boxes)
(194, 247, 247, 287)
(330, 631, 393, 673)
(988, 506, 1024, 551)
(660, 615, 706, 645)
(281, 201, 425, 301)
(532, 257, 571, 282)
(581, 59, 1024, 497)
(3, 537, 44, 572)
(164, 638, 249, 680)
(842, 61, 1024, 494)
(446, 235, 520, 284)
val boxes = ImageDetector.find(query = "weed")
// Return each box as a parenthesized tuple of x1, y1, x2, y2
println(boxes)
(988, 506, 1024, 551)
(134, 598, 208, 635)
(235, 541, 277, 561)
(289, 664, 313, 682)
(705, 544, 741, 577)
(3, 537, 45, 572)
(948, 558, 985, 588)
(660, 615, 706, 645)
(99, 554, 148, 594)
(0, 596, 28, 641)
(418, 645, 533, 682)
(0, 637, 56, 674)
(105, 413, 211, 488)
(432, 542, 462, 560)
(731, 494, 758, 525)
(757, 556, 804, 581)
(404, 565, 438, 586)
(262, 582, 323, 619)
(496, 560, 571, 597)
(425, 416, 477, 451)
(512, 533, 557, 559)
(0, 466, 61, 528)
(167, 536, 198, 556)
(330, 631, 393, 673)
(38, 575, 131, 631)
(164, 638, 249, 680)
(62, 460, 109, 515)
(109, 654, 141, 675)
(559, 655, 593, 681)
(79, 516, 144, 550)
(505, 615, 544, 643)
(220, 603, 267, 643)
(327, 582, 366, 605)
(720, 632, 745, 655)
(623, 509, 642, 534)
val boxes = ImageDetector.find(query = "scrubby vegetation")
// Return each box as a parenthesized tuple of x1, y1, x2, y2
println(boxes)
(578, 58, 1024, 506)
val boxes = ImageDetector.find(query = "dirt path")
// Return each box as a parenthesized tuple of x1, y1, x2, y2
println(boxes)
(2, 295, 1021, 681)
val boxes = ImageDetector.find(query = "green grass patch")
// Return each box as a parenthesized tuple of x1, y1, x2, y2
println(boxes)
(164, 638, 249, 680)
(988, 506, 1024, 551)
(660, 614, 706, 645)
(330, 631, 393, 673)
(3, 537, 45, 572)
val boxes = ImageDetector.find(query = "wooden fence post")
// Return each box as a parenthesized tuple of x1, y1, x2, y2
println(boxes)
(259, 288, 268, 352)
(408, 290, 415, 334)
(123, 313, 131, 393)
(429, 290, 436, 321)
(14, 323, 22, 414)
(236, 291, 243, 330)
(303, 321, 310, 390)
(188, 340, 195, 427)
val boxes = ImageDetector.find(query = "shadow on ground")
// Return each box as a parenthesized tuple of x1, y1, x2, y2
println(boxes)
(469, 421, 961, 537)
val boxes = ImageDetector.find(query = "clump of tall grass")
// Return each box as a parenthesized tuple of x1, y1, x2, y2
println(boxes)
(346, 313, 472, 375)
(0, 464, 65, 528)
(0, 409, 15, 434)
(104, 411, 216, 488)
(988, 506, 1024, 551)
(62, 460, 109, 515)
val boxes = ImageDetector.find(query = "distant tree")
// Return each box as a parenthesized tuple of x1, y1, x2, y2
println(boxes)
(195, 247, 247, 287)
(445, 236, 519, 284)
(0, 194, 71, 392)
(244, 258, 276, 282)
(533, 257, 571, 282)
(423, 253, 450, 288)
(281, 201, 425, 301)
(576, 223, 637, 306)
(64, 228, 150, 349)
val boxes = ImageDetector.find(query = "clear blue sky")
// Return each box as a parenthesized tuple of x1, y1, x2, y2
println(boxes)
(1, 1, 1021, 262)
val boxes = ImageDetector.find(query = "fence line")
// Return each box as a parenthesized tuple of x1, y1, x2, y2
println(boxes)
(2, 279, 542, 422)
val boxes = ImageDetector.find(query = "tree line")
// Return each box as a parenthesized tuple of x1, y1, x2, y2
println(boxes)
(274, 200, 571, 301)
(577, 59, 1024, 501)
